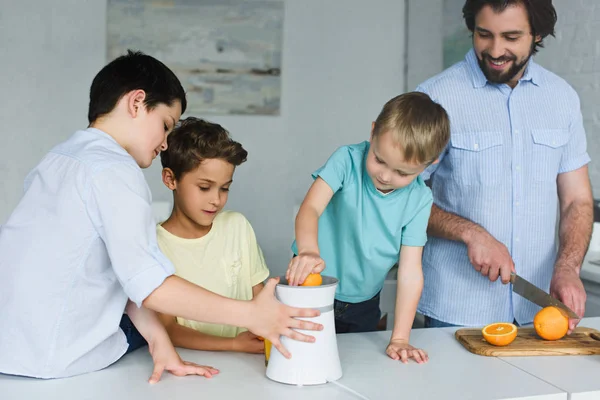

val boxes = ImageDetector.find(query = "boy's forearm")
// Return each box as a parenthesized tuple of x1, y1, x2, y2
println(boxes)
(295, 206, 320, 254)
(390, 269, 423, 342)
(143, 276, 253, 329)
(125, 300, 170, 345)
(166, 322, 236, 352)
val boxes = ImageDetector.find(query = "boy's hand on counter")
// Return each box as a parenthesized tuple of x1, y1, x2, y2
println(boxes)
(286, 252, 325, 286)
(386, 338, 428, 364)
(147, 334, 219, 384)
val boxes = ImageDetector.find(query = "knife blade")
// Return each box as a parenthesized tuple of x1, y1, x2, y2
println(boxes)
(510, 273, 579, 319)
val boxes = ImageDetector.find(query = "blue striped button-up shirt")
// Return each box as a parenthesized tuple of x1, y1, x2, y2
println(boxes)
(416, 49, 590, 326)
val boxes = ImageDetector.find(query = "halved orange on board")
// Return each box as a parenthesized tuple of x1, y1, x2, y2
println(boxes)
(482, 322, 518, 346)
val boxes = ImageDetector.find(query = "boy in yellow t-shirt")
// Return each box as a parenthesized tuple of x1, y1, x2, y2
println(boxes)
(156, 117, 269, 354)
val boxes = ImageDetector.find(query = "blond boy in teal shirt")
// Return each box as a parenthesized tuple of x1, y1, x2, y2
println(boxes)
(288, 92, 450, 364)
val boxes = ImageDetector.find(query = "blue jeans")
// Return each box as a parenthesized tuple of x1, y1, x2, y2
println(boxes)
(424, 316, 521, 328)
(334, 292, 381, 333)
(120, 314, 148, 355)
(423, 316, 460, 328)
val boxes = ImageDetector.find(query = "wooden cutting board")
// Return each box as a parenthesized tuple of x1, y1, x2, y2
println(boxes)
(455, 327, 600, 356)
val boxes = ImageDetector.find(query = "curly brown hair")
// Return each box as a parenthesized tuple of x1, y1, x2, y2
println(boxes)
(160, 117, 248, 180)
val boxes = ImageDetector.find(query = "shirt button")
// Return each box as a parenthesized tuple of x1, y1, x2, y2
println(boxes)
(516, 165, 521, 171)
(474, 143, 479, 150)
(516, 237, 520, 242)
(516, 202, 520, 206)
(515, 129, 519, 134)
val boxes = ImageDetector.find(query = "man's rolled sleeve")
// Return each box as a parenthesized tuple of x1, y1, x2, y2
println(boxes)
(559, 93, 591, 174)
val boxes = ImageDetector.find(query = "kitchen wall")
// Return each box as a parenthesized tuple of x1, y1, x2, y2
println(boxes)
(407, 0, 600, 195)
(2, 0, 597, 278)
(0, 0, 407, 276)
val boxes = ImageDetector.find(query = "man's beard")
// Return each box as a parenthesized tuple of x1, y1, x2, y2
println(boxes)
(477, 43, 534, 84)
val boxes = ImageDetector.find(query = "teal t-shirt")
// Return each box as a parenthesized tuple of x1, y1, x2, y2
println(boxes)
(292, 141, 433, 302)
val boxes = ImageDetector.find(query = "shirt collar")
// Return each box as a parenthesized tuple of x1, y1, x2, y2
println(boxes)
(520, 58, 542, 86)
(465, 48, 543, 88)
(85, 127, 120, 145)
(85, 127, 131, 158)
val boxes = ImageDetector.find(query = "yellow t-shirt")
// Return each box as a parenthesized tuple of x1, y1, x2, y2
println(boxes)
(156, 210, 270, 338)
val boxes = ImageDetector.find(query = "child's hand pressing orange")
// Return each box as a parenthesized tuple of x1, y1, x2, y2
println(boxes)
(286, 252, 325, 286)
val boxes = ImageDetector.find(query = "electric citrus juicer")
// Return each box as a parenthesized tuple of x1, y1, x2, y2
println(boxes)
(265, 276, 343, 385)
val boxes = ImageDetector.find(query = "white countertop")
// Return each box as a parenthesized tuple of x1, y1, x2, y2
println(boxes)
(336, 327, 564, 400)
(0, 324, 571, 400)
(495, 317, 600, 400)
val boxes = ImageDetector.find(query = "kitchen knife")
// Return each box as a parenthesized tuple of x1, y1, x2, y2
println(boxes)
(510, 273, 579, 319)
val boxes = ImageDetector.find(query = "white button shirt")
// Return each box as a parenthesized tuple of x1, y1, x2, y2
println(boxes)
(0, 128, 174, 378)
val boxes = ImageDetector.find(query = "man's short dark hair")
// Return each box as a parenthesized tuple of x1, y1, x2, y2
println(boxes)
(462, 0, 557, 54)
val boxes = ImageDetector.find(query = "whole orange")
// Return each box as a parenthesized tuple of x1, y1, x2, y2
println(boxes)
(482, 322, 518, 346)
(533, 306, 568, 341)
(300, 273, 323, 286)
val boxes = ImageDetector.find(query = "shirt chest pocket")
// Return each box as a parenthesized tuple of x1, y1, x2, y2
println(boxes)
(529, 129, 569, 183)
(448, 132, 504, 186)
